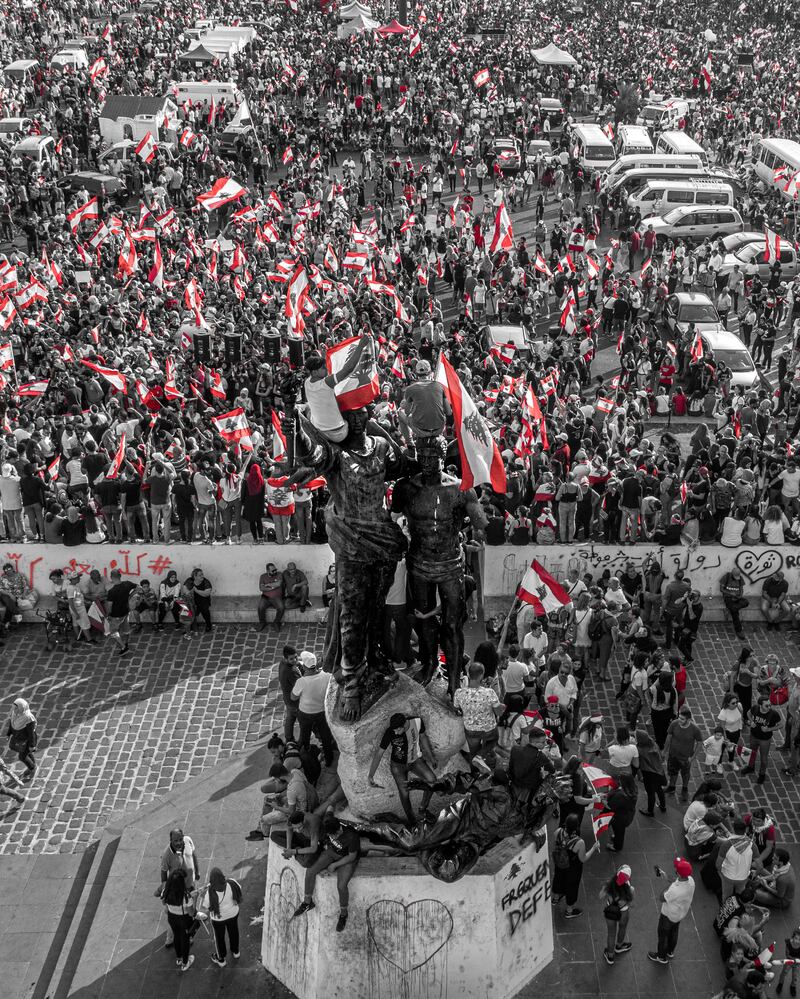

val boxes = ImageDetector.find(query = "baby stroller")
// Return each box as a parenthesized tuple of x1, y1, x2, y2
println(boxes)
(38, 606, 74, 652)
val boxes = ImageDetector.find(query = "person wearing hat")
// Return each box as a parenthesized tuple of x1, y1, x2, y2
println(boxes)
(648, 857, 695, 963)
(599, 865, 634, 965)
(399, 358, 451, 443)
(290, 652, 335, 767)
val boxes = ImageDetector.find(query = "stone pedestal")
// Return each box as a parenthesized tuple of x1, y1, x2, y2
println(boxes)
(263, 834, 554, 999)
(325, 672, 467, 820)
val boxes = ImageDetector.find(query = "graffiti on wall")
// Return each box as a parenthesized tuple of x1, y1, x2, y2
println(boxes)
(2, 548, 175, 591)
(499, 856, 551, 937)
(267, 866, 309, 998)
(366, 898, 452, 999)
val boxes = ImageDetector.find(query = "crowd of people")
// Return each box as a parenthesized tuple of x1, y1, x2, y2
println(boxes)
(0, 0, 797, 558)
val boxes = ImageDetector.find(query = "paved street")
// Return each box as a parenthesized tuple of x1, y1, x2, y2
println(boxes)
(1, 619, 799, 854)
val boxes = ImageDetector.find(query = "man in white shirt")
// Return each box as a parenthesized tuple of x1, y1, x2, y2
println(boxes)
(649, 857, 696, 963)
(501, 645, 531, 705)
(521, 619, 548, 666)
(544, 662, 578, 719)
(291, 651, 335, 765)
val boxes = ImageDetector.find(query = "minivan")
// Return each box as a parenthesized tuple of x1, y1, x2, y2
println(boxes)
(607, 164, 740, 202)
(646, 205, 744, 245)
(629, 178, 734, 217)
(655, 130, 709, 166)
(12, 135, 55, 168)
(614, 124, 654, 158)
(636, 99, 689, 134)
(171, 80, 240, 109)
(602, 153, 704, 190)
(570, 123, 615, 172)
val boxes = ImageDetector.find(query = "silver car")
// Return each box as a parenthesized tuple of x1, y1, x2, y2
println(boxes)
(646, 205, 744, 245)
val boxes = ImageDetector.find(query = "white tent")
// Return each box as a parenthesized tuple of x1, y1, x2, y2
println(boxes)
(340, 0, 372, 19)
(532, 42, 578, 67)
(337, 12, 379, 37)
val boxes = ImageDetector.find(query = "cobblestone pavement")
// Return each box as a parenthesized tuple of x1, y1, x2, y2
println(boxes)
(0, 620, 798, 855)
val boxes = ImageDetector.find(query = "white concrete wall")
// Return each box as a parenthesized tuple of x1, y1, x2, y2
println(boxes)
(11, 542, 799, 605)
(262, 835, 553, 999)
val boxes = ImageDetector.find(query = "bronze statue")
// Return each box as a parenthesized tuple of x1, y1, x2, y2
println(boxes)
(391, 436, 487, 699)
(296, 408, 407, 721)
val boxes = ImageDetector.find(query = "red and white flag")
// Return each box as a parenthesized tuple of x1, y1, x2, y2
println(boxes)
(285, 264, 310, 337)
(517, 559, 573, 614)
(343, 249, 368, 271)
(163, 355, 182, 401)
(0, 341, 15, 371)
(211, 407, 254, 451)
(489, 201, 514, 254)
(755, 944, 775, 970)
(179, 128, 196, 148)
(640, 256, 653, 280)
(408, 30, 422, 56)
(271, 410, 287, 461)
(701, 53, 713, 89)
(689, 334, 704, 363)
(282, 146, 294, 165)
(47, 455, 61, 480)
(135, 131, 156, 163)
(596, 396, 616, 414)
(209, 369, 226, 401)
(80, 359, 127, 394)
(582, 763, 618, 792)
(149, 240, 164, 288)
(117, 230, 138, 278)
(106, 431, 127, 479)
(89, 57, 108, 82)
(67, 196, 99, 233)
(473, 68, 490, 88)
(324, 243, 339, 273)
(435, 352, 506, 493)
(764, 226, 781, 262)
(196, 177, 247, 211)
(602, 122, 614, 141)
(327, 336, 379, 411)
(592, 810, 614, 839)
(0, 299, 16, 331)
(17, 380, 49, 397)
(391, 353, 406, 379)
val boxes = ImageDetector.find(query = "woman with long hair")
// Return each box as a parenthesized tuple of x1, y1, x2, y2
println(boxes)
(198, 867, 243, 968)
(729, 646, 758, 722)
(551, 811, 599, 919)
(162, 869, 195, 972)
(7, 697, 37, 780)
(649, 669, 677, 750)
(599, 866, 635, 965)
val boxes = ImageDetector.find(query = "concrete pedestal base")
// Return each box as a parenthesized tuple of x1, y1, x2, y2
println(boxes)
(262, 833, 554, 999)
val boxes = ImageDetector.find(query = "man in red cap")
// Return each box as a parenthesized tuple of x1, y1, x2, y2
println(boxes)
(648, 857, 695, 963)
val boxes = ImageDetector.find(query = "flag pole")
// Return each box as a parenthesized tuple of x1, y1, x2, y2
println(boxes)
(496, 594, 519, 653)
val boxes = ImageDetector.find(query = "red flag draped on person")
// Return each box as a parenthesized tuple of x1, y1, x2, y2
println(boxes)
(435, 352, 506, 493)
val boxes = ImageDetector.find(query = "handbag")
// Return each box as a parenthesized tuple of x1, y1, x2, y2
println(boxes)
(770, 685, 789, 706)
(8, 733, 27, 754)
(603, 901, 622, 921)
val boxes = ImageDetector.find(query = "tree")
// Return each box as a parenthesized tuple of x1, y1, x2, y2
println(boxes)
(614, 84, 640, 126)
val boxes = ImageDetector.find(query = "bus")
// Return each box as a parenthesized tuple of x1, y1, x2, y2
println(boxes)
(753, 137, 800, 200)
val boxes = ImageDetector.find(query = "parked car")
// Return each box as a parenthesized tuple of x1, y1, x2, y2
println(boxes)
(719, 230, 765, 253)
(492, 136, 521, 173)
(59, 172, 127, 196)
(701, 328, 759, 388)
(98, 139, 176, 167)
(662, 292, 723, 336)
(716, 239, 800, 282)
(645, 205, 744, 245)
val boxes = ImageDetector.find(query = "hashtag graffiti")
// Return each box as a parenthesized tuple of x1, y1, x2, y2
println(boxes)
(147, 555, 172, 575)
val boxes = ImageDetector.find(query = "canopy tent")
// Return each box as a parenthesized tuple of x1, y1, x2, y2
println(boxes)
(340, 0, 372, 19)
(531, 42, 577, 66)
(376, 19, 409, 37)
(177, 45, 221, 63)
(337, 12, 379, 37)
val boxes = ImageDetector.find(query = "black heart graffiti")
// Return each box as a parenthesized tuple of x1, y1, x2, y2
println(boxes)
(366, 898, 453, 973)
(734, 549, 783, 584)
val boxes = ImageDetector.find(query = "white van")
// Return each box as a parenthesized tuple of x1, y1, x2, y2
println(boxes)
(3, 59, 39, 82)
(753, 137, 800, 200)
(571, 124, 615, 172)
(51, 48, 88, 71)
(603, 153, 704, 190)
(636, 99, 689, 134)
(629, 178, 734, 218)
(607, 164, 739, 201)
(655, 130, 709, 166)
(614, 124, 654, 158)
(12, 135, 55, 168)
(171, 80, 240, 109)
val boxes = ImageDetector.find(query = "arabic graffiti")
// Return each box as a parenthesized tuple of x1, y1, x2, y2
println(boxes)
(3, 549, 174, 590)
(734, 549, 783, 584)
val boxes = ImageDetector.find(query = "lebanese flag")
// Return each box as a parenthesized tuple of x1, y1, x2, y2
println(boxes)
(0, 341, 15, 371)
(596, 396, 616, 414)
(163, 355, 182, 401)
(640, 256, 653, 280)
(56, 342, 75, 362)
(764, 226, 781, 262)
(343, 249, 368, 271)
(534, 253, 553, 278)
(489, 201, 514, 254)
(267, 190, 285, 214)
(490, 343, 515, 365)
(17, 380, 49, 397)
(327, 336, 379, 411)
(391, 353, 406, 379)
(149, 239, 164, 288)
(117, 230, 138, 278)
(689, 334, 704, 363)
(47, 455, 61, 480)
(207, 96, 216, 126)
(473, 68, 490, 88)
(582, 763, 618, 792)
(103, 431, 126, 480)
(89, 56, 108, 82)
(586, 255, 600, 280)
(44, 253, 64, 287)
(701, 52, 713, 89)
(184, 277, 203, 312)
(680, 481, 689, 503)
(521, 384, 548, 449)
(517, 559, 572, 615)
(285, 264, 310, 337)
(0, 298, 16, 331)
(212, 408, 254, 451)
(271, 410, 287, 461)
(67, 196, 98, 232)
(282, 146, 294, 165)
(435, 352, 507, 493)
(416, 263, 428, 286)
(568, 224, 585, 253)
(15, 280, 48, 309)
(408, 30, 422, 56)
(197, 177, 247, 211)
(134, 379, 161, 413)
(324, 243, 339, 273)
(179, 128, 196, 148)
(602, 122, 614, 141)
(592, 810, 614, 839)
(560, 299, 577, 335)
(754, 944, 775, 970)
(80, 359, 127, 394)
(135, 131, 156, 163)
(87, 599, 107, 632)
(209, 369, 226, 401)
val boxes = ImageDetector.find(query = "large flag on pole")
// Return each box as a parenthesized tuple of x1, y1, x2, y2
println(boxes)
(764, 226, 781, 262)
(106, 431, 127, 479)
(517, 559, 573, 614)
(435, 352, 507, 493)
(326, 336, 379, 411)
(196, 177, 247, 211)
(489, 201, 514, 254)
(211, 407, 254, 451)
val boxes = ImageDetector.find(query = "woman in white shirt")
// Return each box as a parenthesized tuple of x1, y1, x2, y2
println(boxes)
(717, 692, 744, 762)
(720, 511, 745, 547)
(198, 867, 243, 968)
(762, 505, 789, 545)
(606, 725, 639, 777)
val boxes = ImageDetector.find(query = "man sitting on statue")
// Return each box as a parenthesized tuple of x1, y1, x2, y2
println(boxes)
(367, 713, 439, 827)
(303, 336, 371, 444)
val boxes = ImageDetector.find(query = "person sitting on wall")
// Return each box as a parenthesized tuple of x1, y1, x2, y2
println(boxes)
(761, 572, 791, 632)
(282, 561, 312, 612)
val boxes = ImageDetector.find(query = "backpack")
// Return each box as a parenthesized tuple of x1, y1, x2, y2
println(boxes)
(497, 712, 522, 750)
(553, 830, 578, 870)
(588, 613, 605, 642)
